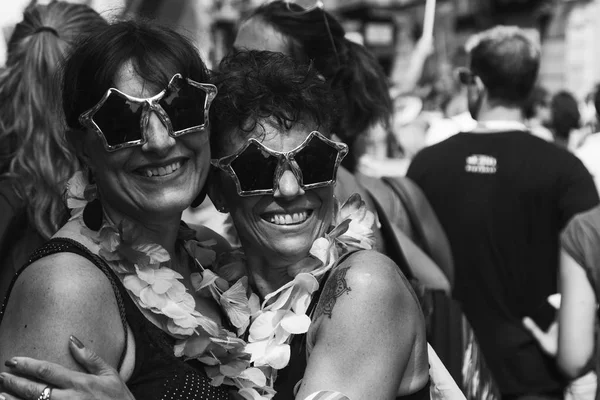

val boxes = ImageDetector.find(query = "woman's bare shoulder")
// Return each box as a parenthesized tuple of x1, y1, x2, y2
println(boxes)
(337, 250, 411, 293)
(6, 250, 119, 315)
(0, 248, 126, 369)
(314, 250, 420, 322)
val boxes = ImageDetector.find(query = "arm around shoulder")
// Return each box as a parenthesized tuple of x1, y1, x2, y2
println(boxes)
(0, 253, 126, 374)
(296, 250, 423, 400)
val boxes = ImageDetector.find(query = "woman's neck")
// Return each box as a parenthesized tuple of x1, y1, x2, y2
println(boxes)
(244, 249, 296, 300)
(102, 203, 183, 255)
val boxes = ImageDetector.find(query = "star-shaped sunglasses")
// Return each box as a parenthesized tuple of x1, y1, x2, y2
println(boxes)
(79, 73, 217, 152)
(211, 131, 348, 196)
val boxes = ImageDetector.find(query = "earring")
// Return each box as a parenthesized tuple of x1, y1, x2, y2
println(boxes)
(83, 198, 103, 231)
(82, 171, 103, 231)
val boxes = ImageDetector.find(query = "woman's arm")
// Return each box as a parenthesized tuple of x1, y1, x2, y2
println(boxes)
(0, 253, 126, 375)
(296, 250, 423, 400)
(557, 249, 596, 379)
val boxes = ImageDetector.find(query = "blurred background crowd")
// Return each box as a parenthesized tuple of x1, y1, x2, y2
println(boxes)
(4, 0, 600, 179)
(3, 1, 600, 399)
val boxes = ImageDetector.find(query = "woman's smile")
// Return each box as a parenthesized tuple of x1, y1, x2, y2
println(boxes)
(261, 209, 314, 226)
(133, 157, 189, 179)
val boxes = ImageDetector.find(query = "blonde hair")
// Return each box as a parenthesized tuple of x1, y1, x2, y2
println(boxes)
(0, 1, 106, 238)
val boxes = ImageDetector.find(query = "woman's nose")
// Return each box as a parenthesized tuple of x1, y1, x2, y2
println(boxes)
(274, 167, 305, 199)
(141, 111, 175, 155)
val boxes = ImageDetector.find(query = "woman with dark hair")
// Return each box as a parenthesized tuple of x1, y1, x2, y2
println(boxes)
(208, 50, 430, 400)
(234, 0, 392, 173)
(231, 0, 454, 291)
(0, 50, 444, 400)
(0, 19, 232, 400)
(0, 1, 107, 301)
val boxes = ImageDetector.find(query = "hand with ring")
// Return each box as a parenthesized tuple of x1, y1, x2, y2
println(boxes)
(0, 336, 135, 400)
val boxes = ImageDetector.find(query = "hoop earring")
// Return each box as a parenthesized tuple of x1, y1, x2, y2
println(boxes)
(83, 198, 103, 231)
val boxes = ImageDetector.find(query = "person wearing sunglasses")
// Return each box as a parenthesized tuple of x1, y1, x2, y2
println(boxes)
(232, 0, 454, 291)
(0, 49, 433, 400)
(207, 50, 431, 400)
(233, 0, 392, 176)
(0, 20, 233, 400)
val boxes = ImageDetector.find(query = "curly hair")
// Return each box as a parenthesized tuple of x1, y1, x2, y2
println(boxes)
(0, 1, 106, 239)
(210, 50, 338, 158)
(244, 1, 392, 171)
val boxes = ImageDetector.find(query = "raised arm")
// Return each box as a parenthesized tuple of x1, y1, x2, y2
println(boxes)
(296, 250, 424, 400)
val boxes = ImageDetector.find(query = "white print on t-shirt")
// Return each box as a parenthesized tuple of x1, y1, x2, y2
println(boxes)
(465, 154, 497, 174)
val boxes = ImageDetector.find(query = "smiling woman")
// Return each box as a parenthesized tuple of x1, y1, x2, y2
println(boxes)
(0, 47, 433, 400)
(208, 50, 431, 400)
(0, 20, 232, 400)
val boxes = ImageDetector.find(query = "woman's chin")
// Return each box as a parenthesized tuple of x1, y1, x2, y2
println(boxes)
(106, 195, 192, 221)
(267, 236, 317, 261)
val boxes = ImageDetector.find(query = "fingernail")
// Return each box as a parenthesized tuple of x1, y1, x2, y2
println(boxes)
(3, 359, 16, 368)
(0, 394, 6, 400)
(70, 335, 85, 349)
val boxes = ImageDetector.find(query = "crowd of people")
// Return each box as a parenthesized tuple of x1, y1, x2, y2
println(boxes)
(0, 1, 600, 400)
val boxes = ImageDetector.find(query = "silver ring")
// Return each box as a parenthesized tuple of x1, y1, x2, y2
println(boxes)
(37, 386, 52, 400)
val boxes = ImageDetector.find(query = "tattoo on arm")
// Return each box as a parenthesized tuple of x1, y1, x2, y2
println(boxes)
(315, 265, 352, 319)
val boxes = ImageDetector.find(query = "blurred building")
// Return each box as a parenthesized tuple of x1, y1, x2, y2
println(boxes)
(1, 0, 599, 99)
(318, 0, 600, 100)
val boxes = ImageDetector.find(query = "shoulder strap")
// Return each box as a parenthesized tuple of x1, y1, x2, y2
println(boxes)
(0, 181, 23, 210)
(382, 177, 454, 289)
(0, 182, 30, 284)
(358, 188, 415, 281)
(1, 237, 129, 369)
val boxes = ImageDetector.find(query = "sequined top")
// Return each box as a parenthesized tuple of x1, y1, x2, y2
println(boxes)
(0, 238, 233, 400)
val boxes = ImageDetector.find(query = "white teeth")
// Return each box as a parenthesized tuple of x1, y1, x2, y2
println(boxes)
(266, 211, 310, 225)
(138, 160, 182, 177)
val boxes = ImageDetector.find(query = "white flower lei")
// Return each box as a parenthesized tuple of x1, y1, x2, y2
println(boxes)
(64, 171, 376, 400)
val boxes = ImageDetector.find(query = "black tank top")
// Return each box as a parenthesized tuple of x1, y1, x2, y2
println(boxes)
(0, 238, 232, 400)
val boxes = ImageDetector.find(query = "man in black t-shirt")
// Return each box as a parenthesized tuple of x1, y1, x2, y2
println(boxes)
(407, 26, 599, 399)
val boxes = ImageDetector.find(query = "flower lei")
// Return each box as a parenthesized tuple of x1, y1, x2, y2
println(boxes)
(65, 171, 376, 400)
